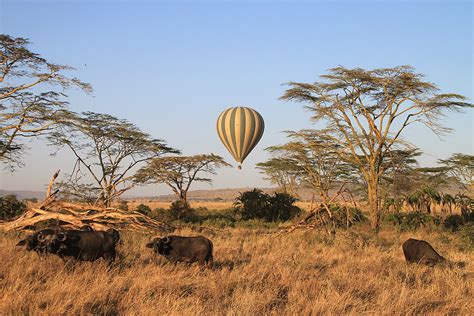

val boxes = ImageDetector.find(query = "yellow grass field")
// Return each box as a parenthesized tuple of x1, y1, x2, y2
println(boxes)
(1, 226, 472, 315)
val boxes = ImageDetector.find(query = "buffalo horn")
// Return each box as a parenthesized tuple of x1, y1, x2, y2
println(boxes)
(57, 232, 67, 242)
(37, 232, 46, 242)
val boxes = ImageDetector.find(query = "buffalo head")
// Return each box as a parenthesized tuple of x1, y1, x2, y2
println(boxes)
(146, 236, 171, 255)
(16, 229, 56, 252)
(43, 231, 80, 254)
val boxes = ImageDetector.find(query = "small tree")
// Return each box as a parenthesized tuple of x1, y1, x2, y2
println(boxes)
(50, 111, 178, 206)
(135, 154, 231, 204)
(0, 34, 91, 166)
(260, 130, 355, 206)
(281, 66, 472, 230)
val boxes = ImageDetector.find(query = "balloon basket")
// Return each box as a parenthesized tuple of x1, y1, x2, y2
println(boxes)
(238, 165, 242, 170)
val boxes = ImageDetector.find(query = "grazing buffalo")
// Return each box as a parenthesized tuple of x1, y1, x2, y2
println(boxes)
(146, 235, 213, 267)
(402, 238, 445, 266)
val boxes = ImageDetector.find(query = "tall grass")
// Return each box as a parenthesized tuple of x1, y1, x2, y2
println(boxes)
(1, 226, 472, 315)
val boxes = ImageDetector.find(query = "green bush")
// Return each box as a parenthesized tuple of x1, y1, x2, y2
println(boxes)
(233, 189, 301, 222)
(268, 192, 302, 221)
(0, 195, 27, 221)
(169, 200, 197, 222)
(384, 211, 433, 231)
(135, 203, 152, 216)
(234, 189, 269, 220)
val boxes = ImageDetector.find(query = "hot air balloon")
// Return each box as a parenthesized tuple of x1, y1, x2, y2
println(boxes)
(216, 106, 264, 169)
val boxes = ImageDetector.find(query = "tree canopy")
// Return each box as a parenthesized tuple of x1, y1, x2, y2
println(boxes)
(0, 34, 91, 166)
(49, 111, 179, 206)
(281, 65, 472, 230)
(135, 154, 231, 203)
(438, 153, 473, 192)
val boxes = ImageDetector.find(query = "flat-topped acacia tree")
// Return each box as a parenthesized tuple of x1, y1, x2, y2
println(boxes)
(49, 111, 179, 206)
(280, 66, 472, 231)
(135, 154, 231, 205)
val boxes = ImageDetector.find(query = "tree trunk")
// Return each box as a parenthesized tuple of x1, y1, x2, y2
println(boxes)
(179, 191, 187, 204)
(367, 178, 380, 232)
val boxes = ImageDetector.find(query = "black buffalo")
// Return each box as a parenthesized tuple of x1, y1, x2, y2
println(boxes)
(146, 235, 213, 267)
(18, 228, 120, 261)
(402, 238, 445, 266)
(44, 229, 120, 261)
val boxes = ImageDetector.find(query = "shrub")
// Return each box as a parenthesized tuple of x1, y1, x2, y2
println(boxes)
(267, 192, 302, 221)
(135, 203, 152, 216)
(234, 189, 301, 222)
(234, 189, 269, 220)
(169, 200, 196, 221)
(384, 211, 433, 231)
(0, 195, 27, 221)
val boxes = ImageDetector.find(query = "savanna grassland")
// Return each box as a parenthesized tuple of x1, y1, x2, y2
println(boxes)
(1, 214, 473, 315)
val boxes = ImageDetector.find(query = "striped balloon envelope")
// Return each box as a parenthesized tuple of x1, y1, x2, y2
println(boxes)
(216, 107, 264, 169)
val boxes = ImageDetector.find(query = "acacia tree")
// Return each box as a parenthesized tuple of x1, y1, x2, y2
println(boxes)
(281, 66, 472, 230)
(50, 111, 178, 206)
(256, 156, 301, 197)
(0, 34, 91, 166)
(134, 154, 231, 204)
(260, 130, 354, 205)
(439, 153, 473, 192)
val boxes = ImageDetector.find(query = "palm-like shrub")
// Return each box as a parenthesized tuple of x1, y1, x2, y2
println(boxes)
(234, 189, 301, 222)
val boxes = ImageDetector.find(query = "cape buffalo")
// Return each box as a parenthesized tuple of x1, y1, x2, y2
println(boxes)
(17, 228, 120, 262)
(16, 228, 57, 253)
(23, 229, 120, 261)
(402, 238, 445, 266)
(146, 235, 213, 267)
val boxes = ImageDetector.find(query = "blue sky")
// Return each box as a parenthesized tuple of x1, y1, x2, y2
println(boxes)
(0, 0, 472, 196)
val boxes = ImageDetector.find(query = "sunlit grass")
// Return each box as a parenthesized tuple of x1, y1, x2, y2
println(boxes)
(1, 225, 472, 314)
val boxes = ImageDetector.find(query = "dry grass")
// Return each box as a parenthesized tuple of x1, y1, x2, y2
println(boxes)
(1, 225, 472, 315)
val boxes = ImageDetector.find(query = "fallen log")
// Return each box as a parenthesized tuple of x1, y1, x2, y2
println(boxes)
(0, 202, 174, 233)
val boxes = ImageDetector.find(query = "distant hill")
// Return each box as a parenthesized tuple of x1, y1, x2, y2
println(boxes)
(0, 186, 352, 202)
(0, 190, 45, 200)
